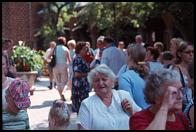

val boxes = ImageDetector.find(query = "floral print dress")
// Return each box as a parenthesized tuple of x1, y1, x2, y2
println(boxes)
(71, 55, 90, 113)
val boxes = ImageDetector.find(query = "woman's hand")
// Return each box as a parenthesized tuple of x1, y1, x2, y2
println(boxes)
(161, 86, 178, 110)
(121, 99, 133, 116)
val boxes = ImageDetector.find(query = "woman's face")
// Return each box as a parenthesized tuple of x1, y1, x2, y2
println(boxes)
(158, 81, 183, 112)
(181, 45, 194, 63)
(93, 73, 114, 97)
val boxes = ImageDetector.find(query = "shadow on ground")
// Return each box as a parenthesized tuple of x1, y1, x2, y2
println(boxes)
(29, 100, 73, 111)
(29, 100, 53, 109)
(30, 120, 48, 130)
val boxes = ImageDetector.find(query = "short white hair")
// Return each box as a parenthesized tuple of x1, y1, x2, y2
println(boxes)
(67, 40, 76, 46)
(87, 64, 116, 88)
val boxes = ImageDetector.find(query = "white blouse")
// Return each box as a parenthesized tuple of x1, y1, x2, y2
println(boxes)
(76, 89, 142, 130)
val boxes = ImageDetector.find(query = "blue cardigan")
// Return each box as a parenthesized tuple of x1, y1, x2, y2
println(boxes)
(118, 69, 149, 109)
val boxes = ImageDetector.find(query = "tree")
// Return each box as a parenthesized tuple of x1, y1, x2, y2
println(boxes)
(76, 2, 156, 45)
(36, 2, 77, 49)
(149, 2, 193, 42)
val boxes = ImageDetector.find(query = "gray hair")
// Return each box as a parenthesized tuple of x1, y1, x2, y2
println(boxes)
(144, 69, 181, 104)
(87, 64, 116, 88)
(97, 36, 105, 42)
(48, 100, 70, 129)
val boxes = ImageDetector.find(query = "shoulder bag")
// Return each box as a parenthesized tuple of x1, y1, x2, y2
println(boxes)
(49, 47, 56, 68)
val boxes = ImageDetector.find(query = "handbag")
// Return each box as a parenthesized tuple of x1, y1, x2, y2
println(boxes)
(49, 47, 56, 68)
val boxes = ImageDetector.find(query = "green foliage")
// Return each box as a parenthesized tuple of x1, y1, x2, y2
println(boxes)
(77, 2, 156, 40)
(11, 41, 44, 72)
(36, 2, 78, 48)
(36, 2, 157, 45)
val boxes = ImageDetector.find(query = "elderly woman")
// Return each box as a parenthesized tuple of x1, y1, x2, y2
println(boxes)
(76, 64, 141, 130)
(130, 69, 190, 130)
(48, 99, 71, 130)
(2, 54, 31, 130)
(71, 41, 91, 113)
(67, 39, 76, 90)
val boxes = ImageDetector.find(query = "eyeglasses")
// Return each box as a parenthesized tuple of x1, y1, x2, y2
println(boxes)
(183, 50, 194, 54)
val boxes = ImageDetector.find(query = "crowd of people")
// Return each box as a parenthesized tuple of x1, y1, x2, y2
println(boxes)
(2, 34, 194, 130)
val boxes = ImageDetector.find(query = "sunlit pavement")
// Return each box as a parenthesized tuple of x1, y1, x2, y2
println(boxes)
(28, 76, 95, 130)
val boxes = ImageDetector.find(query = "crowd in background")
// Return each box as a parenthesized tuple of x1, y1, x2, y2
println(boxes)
(2, 34, 194, 130)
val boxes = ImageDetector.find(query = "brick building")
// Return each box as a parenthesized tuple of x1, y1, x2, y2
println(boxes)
(2, 2, 45, 49)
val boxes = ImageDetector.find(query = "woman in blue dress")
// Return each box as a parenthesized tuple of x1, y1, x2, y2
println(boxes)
(71, 41, 90, 113)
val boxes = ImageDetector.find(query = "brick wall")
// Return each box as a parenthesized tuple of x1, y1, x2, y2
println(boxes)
(2, 2, 44, 48)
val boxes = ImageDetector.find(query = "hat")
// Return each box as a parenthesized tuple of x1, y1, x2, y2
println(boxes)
(7, 79, 31, 110)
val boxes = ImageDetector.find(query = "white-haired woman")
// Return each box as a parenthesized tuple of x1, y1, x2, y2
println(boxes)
(130, 69, 190, 130)
(67, 39, 76, 90)
(76, 64, 141, 130)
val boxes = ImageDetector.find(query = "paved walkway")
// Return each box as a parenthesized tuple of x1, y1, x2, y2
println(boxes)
(27, 76, 92, 130)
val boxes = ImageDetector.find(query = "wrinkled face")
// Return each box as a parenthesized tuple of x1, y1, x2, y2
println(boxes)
(157, 81, 183, 112)
(181, 45, 194, 63)
(93, 73, 114, 97)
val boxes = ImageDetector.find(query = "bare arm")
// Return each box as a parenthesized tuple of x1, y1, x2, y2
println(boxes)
(145, 106, 168, 130)
(189, 106, 194, 128)
(74, 72, 88, 78)
(66, 50, 72, 64)
(146, 86, 178, 130)
(45, 48, 55, 62)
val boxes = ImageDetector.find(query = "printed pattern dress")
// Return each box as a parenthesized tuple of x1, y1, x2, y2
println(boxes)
(71, 55, 90, 113)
